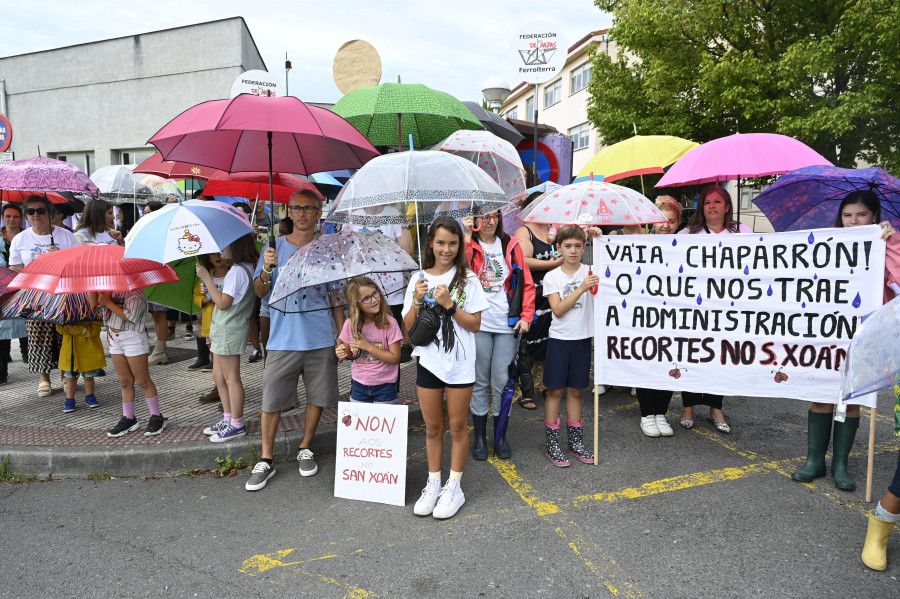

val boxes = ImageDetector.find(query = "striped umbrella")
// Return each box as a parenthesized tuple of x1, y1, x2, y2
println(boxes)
(0, 289, 102, 324)
(9, 244, 178, 294)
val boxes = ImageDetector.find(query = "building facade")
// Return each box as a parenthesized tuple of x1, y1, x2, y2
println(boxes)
(0, 17, 266, 174)
(501, 30, 616, 180)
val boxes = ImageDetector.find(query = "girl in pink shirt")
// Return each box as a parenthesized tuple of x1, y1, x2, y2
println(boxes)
(336, 276, 403, 404)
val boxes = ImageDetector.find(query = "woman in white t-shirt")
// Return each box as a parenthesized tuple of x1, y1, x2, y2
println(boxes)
(676, 185, 748, 433)
(462, 210, 534, 461)
(74, 199, 124, 246)
(402, 216, 488, 520)
(8, 196, 79, 397)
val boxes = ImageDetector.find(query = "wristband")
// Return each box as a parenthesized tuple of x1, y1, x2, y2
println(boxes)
(446, 302, 457, 317)
(262, 266, 273, 274)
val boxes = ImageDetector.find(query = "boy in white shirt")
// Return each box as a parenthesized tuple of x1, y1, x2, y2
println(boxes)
(541, 225, 598, 467)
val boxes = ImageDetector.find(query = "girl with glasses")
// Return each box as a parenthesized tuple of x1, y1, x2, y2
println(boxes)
(336, 276, 403, 404)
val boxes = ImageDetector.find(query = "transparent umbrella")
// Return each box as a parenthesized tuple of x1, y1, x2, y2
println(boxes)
(436, 130, 527, 204)
(90, 165, 184, 204)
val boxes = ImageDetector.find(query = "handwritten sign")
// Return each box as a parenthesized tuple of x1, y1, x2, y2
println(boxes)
(593, 226, 885, 405)
(334, 402, 408, 506)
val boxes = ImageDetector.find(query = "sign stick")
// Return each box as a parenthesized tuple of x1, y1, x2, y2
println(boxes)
(593, 384, 599, 466)
(866, 408, 876, 502)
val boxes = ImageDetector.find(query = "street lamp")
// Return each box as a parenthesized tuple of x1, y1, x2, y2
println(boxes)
(482, 76, 510, 113)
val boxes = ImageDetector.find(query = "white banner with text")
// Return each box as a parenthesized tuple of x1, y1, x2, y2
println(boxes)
(593, 226, 885, 405)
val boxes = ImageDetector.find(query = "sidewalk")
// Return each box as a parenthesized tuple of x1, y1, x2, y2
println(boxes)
(0, 332, 420, 478)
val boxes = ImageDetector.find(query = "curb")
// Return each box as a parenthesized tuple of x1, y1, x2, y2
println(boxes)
(1, 404, 426, 480)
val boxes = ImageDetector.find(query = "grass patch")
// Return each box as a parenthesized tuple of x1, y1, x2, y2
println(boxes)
(214, 455, 246, 477)
(0, 455, 41, 483)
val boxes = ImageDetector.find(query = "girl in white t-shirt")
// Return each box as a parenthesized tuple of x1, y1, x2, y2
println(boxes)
(74, 199, 124, 246)
(402, 216, 488, 520)
(195, 234, 259, 443)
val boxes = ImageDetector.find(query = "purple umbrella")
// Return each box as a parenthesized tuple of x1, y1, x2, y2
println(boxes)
(751, 166, 900, 231)
(0, 157, 99, 199)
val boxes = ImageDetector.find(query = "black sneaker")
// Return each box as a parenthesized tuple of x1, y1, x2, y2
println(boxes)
(399, 344, 413, 364)
(248, 348, 263, 363)
(107, 416, 139, 438)
(144, 414, 168, 437)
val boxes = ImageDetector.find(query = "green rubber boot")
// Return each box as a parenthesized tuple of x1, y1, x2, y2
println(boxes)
(471, 414, 488, 460)
(791, 411, 832, 482)
(831, 416, 860, 491)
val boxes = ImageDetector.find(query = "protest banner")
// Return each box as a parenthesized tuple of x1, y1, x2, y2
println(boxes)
(593, 226, 885, 405)
(334, 403, 408, 507)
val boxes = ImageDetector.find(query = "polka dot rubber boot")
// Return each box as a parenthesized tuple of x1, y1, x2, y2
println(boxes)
(566, 419, 594, 464)
(545, 420, 571, 467)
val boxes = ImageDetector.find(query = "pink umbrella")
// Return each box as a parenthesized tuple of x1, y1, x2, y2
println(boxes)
(655, 133, 833, 220)
(148, 94, 379, 246)
(0, 157, 99, 199)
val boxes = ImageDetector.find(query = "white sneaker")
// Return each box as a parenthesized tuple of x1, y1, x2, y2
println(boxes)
(432, 479, 465, 519)
(597, 385, 607, 396)
(640, 416, 661, 437)
(413, 477, 442, 516)
(655, 414, 674, 436)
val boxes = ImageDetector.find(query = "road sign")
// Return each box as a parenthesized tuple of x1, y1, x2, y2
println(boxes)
(0, 151, 13, 164)
(0, 114, 12, 152)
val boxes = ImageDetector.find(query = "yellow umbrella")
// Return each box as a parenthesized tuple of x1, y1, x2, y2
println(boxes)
(576, 135, 698, 182)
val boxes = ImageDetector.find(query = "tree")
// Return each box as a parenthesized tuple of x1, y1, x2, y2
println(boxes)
(588, 0, 900, 172)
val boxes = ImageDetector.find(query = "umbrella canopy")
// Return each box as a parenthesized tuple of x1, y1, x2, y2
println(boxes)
(269, 230, 418, 313)
(577, 135, 698, 182)
(9, 244, 178, 294)
(143, 257, 202, 314)
(461, 101, 525, 146)
(91, 165, 184, 204)
(0, 157, 99, 199)
(333, 78, 483, 149)
(517, 180, 668, 226)
(0, 266, 16, 297)
(325, 151, 509, 228)
(0, 189, 88, 205)
(0, 288, 101, 324)
(148, 94, 379, 175)
(436, 130, 528, 203)
(752, 166, 900, 231)
(202, 171, 322, 204)
(133, 152, 221, 181)
(124, 199, 253, 263)
(840, 293, 900, 402)
(656, 133, 833, 187)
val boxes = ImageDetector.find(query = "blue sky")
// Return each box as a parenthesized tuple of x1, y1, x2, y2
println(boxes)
(0, 0, 611, 104)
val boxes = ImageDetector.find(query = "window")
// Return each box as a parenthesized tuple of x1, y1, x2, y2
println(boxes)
(526, 96, 534, 122)
(571, 62, 592, 94)
(116, 148, 155, 166)
(568, 122, 591, 151)
(506, 106, 518, 120)
(544, 80, 561, 108)
(51, 152, 95, 175)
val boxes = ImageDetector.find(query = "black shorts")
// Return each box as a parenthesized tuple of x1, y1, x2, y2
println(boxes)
(416, 361, 473, 390)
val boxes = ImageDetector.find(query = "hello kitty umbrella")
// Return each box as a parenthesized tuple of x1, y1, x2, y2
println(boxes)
(123, 199, 253, 263)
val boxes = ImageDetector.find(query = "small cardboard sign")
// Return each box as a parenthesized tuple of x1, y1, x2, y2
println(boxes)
(510, 22, 567, 84)
(230, 70, 283, 98)
(334, 402, 408, 507)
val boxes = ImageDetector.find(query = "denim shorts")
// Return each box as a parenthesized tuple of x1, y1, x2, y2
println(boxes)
(350, 380, 399, 404)
(63, 369, 103, 379)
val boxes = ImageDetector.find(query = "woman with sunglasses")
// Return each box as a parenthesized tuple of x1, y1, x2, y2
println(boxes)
(8, 196, 79, 397)
(463, 210, 535, 459)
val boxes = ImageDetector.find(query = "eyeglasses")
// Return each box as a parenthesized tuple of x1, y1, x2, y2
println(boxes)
(356, 290, 381, 304)
(478, 213, 501, 222)
(25, 208, 48, 216)
(288, 205, 318, 214)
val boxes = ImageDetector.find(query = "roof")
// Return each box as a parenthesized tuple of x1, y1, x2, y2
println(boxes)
(0, 17, 266, 70)
(506, 118, 559, 136)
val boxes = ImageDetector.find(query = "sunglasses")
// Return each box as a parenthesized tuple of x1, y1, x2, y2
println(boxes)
(357, 290, 381, 304)
(25, 207, 48, 216)
(288, 205, 318, 214)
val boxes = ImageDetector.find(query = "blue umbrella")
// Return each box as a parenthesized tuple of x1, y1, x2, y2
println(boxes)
(123, 199, 253, 262)
(752, 166, 900, 232)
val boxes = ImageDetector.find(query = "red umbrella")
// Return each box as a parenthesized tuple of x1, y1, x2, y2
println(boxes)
(0, 189, 79, 205)
(147, 94, 379, 246)
(133, 152, 221, 181)
(202, 171, 323, 204)
(9, 244, 178, 294)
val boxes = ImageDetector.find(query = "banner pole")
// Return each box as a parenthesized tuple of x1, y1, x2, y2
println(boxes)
(593, 384, 599, 466)
(866, 408, 876, 502)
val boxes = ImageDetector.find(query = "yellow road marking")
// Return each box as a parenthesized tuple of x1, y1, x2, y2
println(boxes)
(489, 455, 642, 597)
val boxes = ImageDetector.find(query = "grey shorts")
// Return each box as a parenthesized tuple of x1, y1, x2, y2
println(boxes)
(261, 347, 339, 413)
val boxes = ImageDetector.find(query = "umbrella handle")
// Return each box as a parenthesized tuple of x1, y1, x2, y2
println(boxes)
(418, 272, 437, 304)
(588, 269, 598, 295)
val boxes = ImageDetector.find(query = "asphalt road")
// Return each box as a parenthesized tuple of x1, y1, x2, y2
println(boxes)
(2, 388, 898, 599)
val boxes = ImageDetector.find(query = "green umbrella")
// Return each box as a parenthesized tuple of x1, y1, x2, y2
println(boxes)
(333, 76, 483, 150)
(144, 257, 202, 314)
